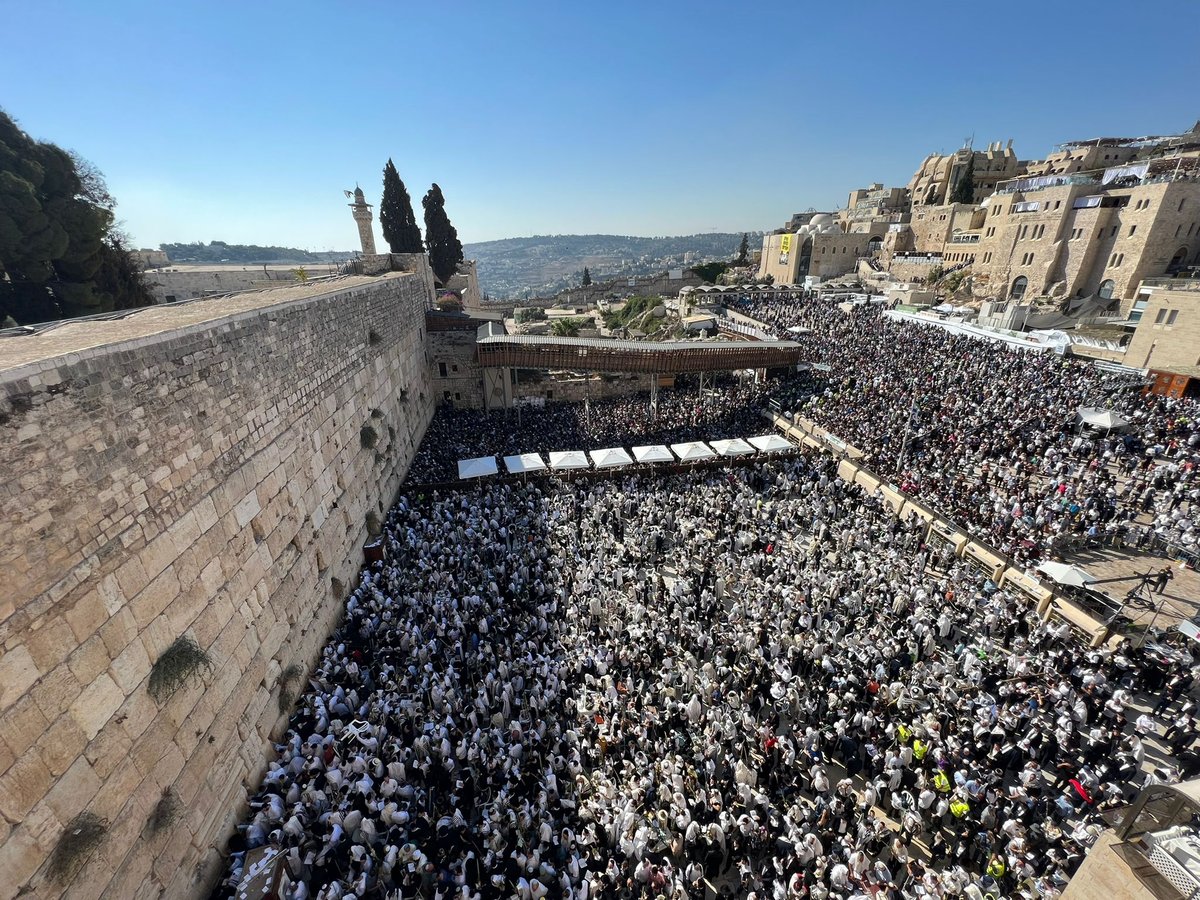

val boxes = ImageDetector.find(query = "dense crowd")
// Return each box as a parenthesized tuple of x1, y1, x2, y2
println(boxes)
(406, 380, 774, 484)
(217, 456, 1199, 900)
(733, 296, 1200, 567)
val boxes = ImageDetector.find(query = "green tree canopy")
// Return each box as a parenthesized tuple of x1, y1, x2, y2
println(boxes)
(950, 154, 975, 205)
(0, 109, 153, 324)
(691, 261, 728, 284)
(581, 267, 592, 287)
(422, 183, 464, 284)
(736, 233, 749, 265)
(380, 159, 423, 253)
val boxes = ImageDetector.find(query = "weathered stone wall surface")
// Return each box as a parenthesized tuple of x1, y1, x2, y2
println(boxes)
(0, 273, 433, 899)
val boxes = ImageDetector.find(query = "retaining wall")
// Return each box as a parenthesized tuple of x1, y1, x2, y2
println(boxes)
(0, 273, 434, 899)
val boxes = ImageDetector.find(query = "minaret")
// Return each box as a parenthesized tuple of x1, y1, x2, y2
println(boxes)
(348, 186, 377, 255)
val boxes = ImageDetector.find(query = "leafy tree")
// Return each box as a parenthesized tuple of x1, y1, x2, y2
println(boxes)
(293, 266, 309, 282)
(691, 262, 728, 284)
(551, 317, 584, 337)
(950, 154, 975, 205)
(515, 307, 547, 324)
(736, 233, 749, 265)
(422, 183, 464, 283)
(581, 267, 592, 287)
(379, 159, 423, 253)
(0, 108, 153, 323)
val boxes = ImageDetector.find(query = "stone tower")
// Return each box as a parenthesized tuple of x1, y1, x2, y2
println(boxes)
(348, 186, 377, 255)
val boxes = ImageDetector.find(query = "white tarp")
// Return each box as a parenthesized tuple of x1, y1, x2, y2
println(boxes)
(632, 445, 675, 464)
(457, 456, 498, 480)
(671, 441, 717, 461)
(1077, 407, 1132, 432)
(748, 434, 794, 453)
(503, 453, 547, 474)
(590, 447, 634, 469)
(1035, 561, 1097, 588)
(547, 450, 589, 470)
(710, 438, 755, 457)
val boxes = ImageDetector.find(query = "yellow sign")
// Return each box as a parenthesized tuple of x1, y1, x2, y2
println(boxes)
(780, 234, 793, 254)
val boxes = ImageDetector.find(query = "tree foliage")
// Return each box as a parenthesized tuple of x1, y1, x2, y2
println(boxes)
(736, 233, 749, 265)
(581, 267, 592, 287)
(422, 183, 464, 284)
(380, 159, 423, 253)
(950, 154, 975, 205)
(551, 317, 585, 337)
(691, 262, 728, 284)
(0, 108, 154, 324)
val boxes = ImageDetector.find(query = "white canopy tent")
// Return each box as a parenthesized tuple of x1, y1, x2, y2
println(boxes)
(547, 450, 590, 470)
(1035, 561, 1097, 589)
(671, 441, 717, 462)
(748, 434, 794, 453)
(503, 453, 547, 475)
(710, 438, 755, 457)
(590, 447, 634, 469)
(457, 456, 498, 480)
(632, 445, 675, 464)
(1077, 407, 1132, 433)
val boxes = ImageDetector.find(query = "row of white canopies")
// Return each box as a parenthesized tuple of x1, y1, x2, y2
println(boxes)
(456, 434, 796, 480)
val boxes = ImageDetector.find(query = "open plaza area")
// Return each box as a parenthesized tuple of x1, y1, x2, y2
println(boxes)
(210, 294, 1199, 900)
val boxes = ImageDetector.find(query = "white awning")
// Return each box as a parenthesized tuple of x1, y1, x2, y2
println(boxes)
(1035, 561, 1097, 588)
(632, 444, 675, 463)
(671, 441, 717, 461)
(710, 438, 755, 457)
(503, 453, 547, 474)
(1077, 406, 1132, 432)
(748, 434, 794, 453)
(457, 456, 498, 479)
(590, 447, 634, 469)
(547, 450, 590, 470)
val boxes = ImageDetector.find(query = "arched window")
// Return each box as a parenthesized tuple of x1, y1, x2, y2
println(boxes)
(1098, 279, 1115, 300)
(1010, 276, 1028, 301)
(1169, 247, 1189, 274)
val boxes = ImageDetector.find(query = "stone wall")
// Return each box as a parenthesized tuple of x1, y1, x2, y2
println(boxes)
(0, 273, 434, 899)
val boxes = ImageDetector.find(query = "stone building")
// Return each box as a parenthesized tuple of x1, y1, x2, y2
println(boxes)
(967, 162, 1200, 305)
(757, 215, 870, 284)
(907, 141, 1023, 206)
(1123, 277, 1200, 372)
(840, 183, 910, 240)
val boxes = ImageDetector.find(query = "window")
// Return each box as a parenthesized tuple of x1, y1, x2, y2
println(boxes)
(443, 390, 452, 400)
(1098, 279, 1115, 300)
(451, 364, 459, 372)
(438, 362, 448, 377)
(1111, 226, 1119, 237)
(454, 392, 461, 401)
(1010, 276, 1028, 301)
(1055, 200, 1062, 209)
(1180, 199, 1187, 212)
(1155, 308, 1167, 324)
(1129, 225, 1137, 236)
(1117, 253, 1124, 266)
(1167, 310, 1179, 326)
(165, 295, 177, 303)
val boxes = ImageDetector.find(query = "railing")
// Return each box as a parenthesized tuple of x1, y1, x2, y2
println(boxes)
(1141, 276, 1200, 292)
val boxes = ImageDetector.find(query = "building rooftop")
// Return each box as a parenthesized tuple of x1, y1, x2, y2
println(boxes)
(0, 274, 401, 379)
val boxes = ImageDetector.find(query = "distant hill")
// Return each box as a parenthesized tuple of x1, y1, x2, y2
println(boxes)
(160, 241, 354, 265)
(465, 232, 758, 300)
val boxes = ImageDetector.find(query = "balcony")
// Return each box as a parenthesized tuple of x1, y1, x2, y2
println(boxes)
(1141, 276, 1200, 293)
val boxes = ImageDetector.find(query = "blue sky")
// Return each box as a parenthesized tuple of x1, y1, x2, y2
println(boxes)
(3, 0, 1197, 250)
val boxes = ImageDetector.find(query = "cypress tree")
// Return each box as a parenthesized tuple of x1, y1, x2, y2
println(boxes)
(379, 159, 423, 253)
(736, 233, 749, 265)
(422, 183, 464, 283)
(950, 154, 975, 205)
(581, 267, 592, 286)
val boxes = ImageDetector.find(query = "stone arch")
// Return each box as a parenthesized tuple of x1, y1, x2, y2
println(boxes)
(1009, 276, 1028, 301)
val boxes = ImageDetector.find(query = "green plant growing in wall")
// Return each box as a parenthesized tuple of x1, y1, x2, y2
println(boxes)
(277, 663, 304, 715)
(360, 424, 379, 449)
(146, 788, 181, 836)
(47, 812, 108, 882)
(366, 511, 382, 536)
(147, 636, 213, 703)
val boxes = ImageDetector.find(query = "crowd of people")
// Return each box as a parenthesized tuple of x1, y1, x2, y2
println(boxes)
(732, 295, 1200, 567)
(406, 381, 774, 484)
(216, 453, 1199, 900)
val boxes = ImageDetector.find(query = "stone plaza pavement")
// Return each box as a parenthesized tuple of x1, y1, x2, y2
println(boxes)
(1063, 545, 1200, 631)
